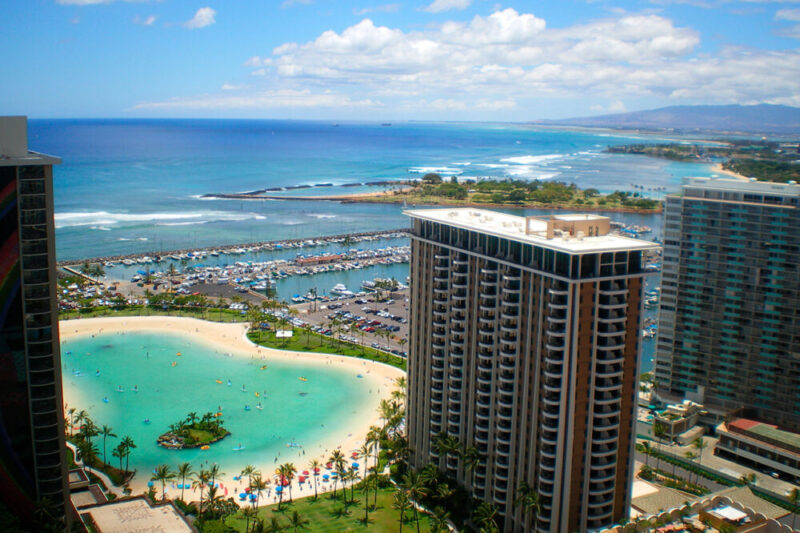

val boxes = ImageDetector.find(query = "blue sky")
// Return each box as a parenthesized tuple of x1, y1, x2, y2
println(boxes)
(3, 0, 800, 120)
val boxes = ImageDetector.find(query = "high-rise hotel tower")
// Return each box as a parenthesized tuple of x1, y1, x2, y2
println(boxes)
(655, 177, 800, 430)
(405, 208, 658, 532)
(0, 117, 69, 524)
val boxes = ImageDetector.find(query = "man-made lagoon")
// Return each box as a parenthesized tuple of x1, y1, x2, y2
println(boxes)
(62, 329, 385, 492)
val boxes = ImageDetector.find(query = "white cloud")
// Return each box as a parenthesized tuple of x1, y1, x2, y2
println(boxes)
(422, 0, 471, 13)
(138, 7, 800, 116)
(591, 100, 627, 113)
(221, 83, 249, 91)
(131, 89, 381, 111)
(184, 7, 216, 29)
(133, 15, 157, 26)
(354, 3, 401, 15)
(776, 7, 800, 20)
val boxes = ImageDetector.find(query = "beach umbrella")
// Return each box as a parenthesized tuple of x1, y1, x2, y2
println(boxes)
(313, 467, 321, 474)
(302, 470, 310, 476)
(147, 481, 154, 487)
(322, 474, 329, 480)
(275, 486, 283, 493)
(298, 476, 305, 483)
(239, 493, 247, 500)
(351, 462, 359, 469)
(331, 472, 338, 478)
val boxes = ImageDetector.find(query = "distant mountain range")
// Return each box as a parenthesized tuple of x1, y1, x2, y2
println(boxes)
(538, 104, 800, 135)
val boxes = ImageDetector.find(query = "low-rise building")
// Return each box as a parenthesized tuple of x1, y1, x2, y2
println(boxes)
(716, 418, 800, 483)
(78, 496, 196, 532)
(654, 400, 707, 444)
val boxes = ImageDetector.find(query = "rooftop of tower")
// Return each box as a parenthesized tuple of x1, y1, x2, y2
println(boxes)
(405, 208, 660, 254)
(0, 116, 60, 167)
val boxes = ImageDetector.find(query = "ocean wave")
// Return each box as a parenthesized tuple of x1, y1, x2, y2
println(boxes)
(308, 214, 337, 219)
(500, 154, 563, 165)
(407, 166, 463, 176)
(504, 166, 561, 180)
(451, 162, 472, 166)
(90, 226, 112, 231)
(476, 163, 510, 169)
(55, 210, 267, 229)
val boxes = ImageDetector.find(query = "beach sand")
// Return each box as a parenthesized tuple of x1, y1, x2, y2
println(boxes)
(711, 163, 749, 181)
(59, 316, 405, 504)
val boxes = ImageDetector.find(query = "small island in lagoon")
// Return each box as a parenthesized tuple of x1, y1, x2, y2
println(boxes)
(157, 411, 230, 450)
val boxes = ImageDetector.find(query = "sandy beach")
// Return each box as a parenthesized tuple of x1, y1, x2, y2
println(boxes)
(60, 316, 405, 505)
(711, 163, 749, 181)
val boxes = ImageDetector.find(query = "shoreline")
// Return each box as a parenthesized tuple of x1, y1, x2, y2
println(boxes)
(711, 162, 749, 181)
(57, 228, 408, 268)
(201, 192, 662, 214)
(59, 316, 405, 503)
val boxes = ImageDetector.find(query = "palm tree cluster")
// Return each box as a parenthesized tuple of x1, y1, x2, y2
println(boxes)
(66, 407, 136, 481)
(159, 411, 228, 448)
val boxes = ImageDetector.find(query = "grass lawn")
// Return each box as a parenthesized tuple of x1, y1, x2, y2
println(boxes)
(223, 486, 432, 532)
(60, 305, 247, 322)
(247, 330, 407, 371)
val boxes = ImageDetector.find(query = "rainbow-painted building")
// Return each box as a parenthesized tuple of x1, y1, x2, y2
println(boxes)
(0, 116, 68, 526)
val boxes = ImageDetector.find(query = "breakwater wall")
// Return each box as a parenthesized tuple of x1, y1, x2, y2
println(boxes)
(58, 228, 410, 268)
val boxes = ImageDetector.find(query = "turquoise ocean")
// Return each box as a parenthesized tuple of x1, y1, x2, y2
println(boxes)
(36, 119, 721, 379)
(30, 119, 718, 261)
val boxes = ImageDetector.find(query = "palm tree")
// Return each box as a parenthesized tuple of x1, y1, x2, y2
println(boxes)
(402, 470, 428, 533)
(346, 466, 360, 503)
(176, 462, 194, 502)
(121, 435, 136, 473)
(653, 422, 667, 473)
(739, 472, 756, 487)
(472, 502, 499, 533)
(514, 480, 540, 530)
(358, 443, 371, 502)
(112, 443, 125, 471)
(430, 506, 451, 533)
(308, 458, 321, 501)
(263, 517, 286, 533)
(641, 441, 651, 468)
(194, 469, 210, 513)
(329, 449, 345, 498)
(209, 463, 224, 487)
(684, 452, 698, 485)
(242, 507, 258, 533)
(461, 445, 481, 486)
(100, 425, 116, 466)
(151, 464, 175, 501)
(288, 510, 309, 533)
(66, 407, 76, 437)
(241, 464, 257, 488)
(251, 474, 269, 509)
(393, 490, 410, 533)
(693, 437, 707, 471)
(282, 462, 297, 503)
(77, 439, 99, 472)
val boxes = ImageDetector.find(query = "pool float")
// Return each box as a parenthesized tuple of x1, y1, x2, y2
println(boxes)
(256, 403, 263, 410)
(260, 365, 267, 370)
(215, 379, 223, 384)
(227, 380, 232, 386)
(255, 392, 260, 398)
(215, 412, 223, 417)
(171, 361, 177, 367)
(132, 385, 138, 392)
(176, 352, 182, 356)
(143, 418, 150, 424)
(244, 405, 251, 411)
(103, 397, 109, 403)
(95, 370, 101, 377)
(299, 377, 307, 382)
(200, 445, 210, 450)
(233, 444, 245, 451)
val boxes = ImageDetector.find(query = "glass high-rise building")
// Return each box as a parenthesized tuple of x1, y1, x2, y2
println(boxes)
(405, 208, 658, 532)
(655, 177, 800, 430)
(0, 117, 69, 524)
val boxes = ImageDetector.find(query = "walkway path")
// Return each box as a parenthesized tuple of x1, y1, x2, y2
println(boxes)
(65, 441, 126, 498)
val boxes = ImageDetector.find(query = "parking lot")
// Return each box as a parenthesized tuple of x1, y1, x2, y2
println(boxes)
(290, 289, 410, 357)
